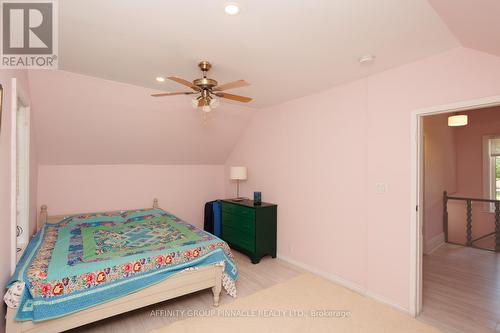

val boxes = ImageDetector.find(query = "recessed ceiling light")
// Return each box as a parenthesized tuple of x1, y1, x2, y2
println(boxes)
(156, 76, 165, 82)
(359, 54, 375, 64)
(224, 2, 240, 15)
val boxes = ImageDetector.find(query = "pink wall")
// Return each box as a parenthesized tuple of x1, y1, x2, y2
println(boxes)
(226, 77, 368, 291)
(447, 106, 500, 246)
(28, 70, 253, 165)
(37, 165, 225, 228)
(0, 70, 37, 333)
(225, 47, 500, 310)
(422, 114, 457, 243)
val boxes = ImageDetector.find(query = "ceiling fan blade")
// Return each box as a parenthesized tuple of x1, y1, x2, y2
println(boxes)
(151, 91, 195, 97)
(214, 80, 250, 91)
(216, 92, 253, 103)
(167, 76, 200, 91)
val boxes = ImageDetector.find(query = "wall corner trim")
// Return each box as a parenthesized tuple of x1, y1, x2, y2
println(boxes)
(424, 232, 445, 255)
(277, 254, 409, 315)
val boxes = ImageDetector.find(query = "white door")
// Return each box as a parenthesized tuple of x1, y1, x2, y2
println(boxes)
(15, 102, 29, 253)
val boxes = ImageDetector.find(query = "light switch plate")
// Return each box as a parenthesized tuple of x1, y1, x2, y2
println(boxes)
(375, 183, 388, 194)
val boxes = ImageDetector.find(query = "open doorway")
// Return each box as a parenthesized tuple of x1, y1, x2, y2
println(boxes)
(411, 96, 500, 332)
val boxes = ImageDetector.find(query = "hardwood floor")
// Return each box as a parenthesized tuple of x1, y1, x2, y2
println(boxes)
(69, 251, 304, 332)
(419, 244, 500, 333)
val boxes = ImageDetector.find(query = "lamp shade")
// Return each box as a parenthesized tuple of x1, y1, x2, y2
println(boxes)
(230, 166, 247, 180)
(448, 115, 468, 127)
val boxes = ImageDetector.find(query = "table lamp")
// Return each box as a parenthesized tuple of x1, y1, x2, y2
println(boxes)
(230, 166, 247, 201)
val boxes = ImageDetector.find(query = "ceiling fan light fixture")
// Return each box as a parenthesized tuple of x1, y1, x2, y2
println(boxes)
(191, 98, 199, 109)
(151, 61, 252, 122)
(224, 2, 240, 15)
(209, 98, 219, 109)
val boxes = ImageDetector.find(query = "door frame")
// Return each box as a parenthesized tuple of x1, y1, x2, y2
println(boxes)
(10, 78, 31, 273)
(409, 95, 500, 317)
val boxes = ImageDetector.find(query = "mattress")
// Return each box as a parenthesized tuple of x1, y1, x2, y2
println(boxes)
(7, 208, 238, 322)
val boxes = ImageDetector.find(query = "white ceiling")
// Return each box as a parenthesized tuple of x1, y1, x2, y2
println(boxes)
(58, 0, 460, 108)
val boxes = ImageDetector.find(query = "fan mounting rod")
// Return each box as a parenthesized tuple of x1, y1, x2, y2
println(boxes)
(198, 61, 212, 72)
(194, 61, 217, 89)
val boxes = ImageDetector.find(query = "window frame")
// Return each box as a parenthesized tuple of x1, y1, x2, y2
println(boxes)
(482, 135, 500, 212)
(493, 156, 500, 201)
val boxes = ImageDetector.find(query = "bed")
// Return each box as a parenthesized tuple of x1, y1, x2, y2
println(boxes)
(5, 199, 238, 333)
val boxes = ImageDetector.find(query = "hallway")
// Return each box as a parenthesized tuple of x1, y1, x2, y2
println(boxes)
(419, 244, 500, 332)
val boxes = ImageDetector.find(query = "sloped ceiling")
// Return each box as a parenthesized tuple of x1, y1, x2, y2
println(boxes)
(428, 0, 500, 58)
(58, 0, 460, 108)
(29, 70, 253, 165)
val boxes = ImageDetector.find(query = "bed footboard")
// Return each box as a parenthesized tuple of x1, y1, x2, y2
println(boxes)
(6, 264, 223, 333)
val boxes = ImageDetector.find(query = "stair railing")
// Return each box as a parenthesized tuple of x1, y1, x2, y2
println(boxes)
(443, 191, 500, 252)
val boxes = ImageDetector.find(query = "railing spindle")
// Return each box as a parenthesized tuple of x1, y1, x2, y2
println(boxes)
(495, 202, 500, 252)
(443, 191, 448, 243)
(466, 200, 472, 246)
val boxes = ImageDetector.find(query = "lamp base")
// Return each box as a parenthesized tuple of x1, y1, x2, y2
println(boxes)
(231, 197, 245, 202)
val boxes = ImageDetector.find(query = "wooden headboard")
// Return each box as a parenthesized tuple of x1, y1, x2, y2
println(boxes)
(37, 198, 160, 231)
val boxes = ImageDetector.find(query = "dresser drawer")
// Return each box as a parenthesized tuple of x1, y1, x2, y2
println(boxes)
(219, 199, 277, 264)
(222, 212, 255, 235)
(221, 202, 255, 220)
(222, 225, 255, 253)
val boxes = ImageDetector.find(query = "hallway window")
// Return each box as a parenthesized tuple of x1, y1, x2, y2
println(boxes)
(496, 156, 500, 200)
(484, 137, 500, 202)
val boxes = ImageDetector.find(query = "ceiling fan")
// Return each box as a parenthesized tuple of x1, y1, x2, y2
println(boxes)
(151, 61, 252, 113)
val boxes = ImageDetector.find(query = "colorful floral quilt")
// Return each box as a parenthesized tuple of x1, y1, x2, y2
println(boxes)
(7, 208, 238, 322)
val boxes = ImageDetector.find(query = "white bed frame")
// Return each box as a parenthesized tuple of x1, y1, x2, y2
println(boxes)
(6, 199, 223, 333)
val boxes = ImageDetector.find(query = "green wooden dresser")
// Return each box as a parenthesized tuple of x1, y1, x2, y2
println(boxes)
(220, 199, 277, 264)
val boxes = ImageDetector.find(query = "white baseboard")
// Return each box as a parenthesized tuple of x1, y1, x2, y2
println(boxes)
(424, 232, 445, 255)
(277, 254, 409, 314)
